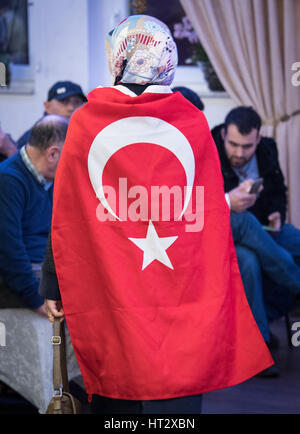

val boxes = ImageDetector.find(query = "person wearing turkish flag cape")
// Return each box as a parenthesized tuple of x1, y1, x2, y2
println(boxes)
(47, 15, 273, 413)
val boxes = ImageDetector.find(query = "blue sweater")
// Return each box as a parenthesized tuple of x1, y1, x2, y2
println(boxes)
(0, 152, 53, 308)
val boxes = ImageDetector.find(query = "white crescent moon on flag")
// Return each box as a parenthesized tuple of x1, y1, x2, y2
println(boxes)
(88, 116, 195, 220)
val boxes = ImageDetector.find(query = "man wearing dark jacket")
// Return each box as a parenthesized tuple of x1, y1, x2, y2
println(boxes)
(211, 107, 300, 372)
(212, 117, 287, 227)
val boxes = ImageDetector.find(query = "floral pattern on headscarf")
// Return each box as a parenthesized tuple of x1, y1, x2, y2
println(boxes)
(106, 15, 178, 86)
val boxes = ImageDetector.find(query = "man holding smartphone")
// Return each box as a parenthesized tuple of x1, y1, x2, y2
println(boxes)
(217, 107, 287, 228)
(212, 106, 300, 375)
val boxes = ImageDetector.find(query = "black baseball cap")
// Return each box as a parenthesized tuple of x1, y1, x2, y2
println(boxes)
(47, 81, 87, 102)
(172, 86, 205, 111)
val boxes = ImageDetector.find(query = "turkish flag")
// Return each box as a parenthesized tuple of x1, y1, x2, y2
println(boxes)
(52, 85, 273, 400)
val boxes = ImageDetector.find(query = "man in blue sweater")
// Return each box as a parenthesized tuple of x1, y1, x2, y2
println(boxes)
(0, 114, 68, 315)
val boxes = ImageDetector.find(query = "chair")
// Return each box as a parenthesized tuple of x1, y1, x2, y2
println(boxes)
(0, 308, 84, 413)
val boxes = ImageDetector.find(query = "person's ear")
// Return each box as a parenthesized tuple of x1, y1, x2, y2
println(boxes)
(256, 132, 262, 145)
(221, 127, 226, 141)
(44, 101, 51, 114)
(46, 145, 59, 162)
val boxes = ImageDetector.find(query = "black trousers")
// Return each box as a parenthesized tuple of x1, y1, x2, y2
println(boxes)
(90, 394, 203, 414)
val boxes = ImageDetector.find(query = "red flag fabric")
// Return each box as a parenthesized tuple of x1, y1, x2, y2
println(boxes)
(52, 85, 273, 400)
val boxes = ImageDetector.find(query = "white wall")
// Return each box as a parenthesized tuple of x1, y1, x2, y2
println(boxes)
(0, 0, 89, 141)
(0, 0, 237, 141)
(87, 0, 130, 90)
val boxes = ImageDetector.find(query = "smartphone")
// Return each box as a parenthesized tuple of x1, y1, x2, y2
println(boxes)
(249, 178, 264, 195)
(262, 225, 280, 232)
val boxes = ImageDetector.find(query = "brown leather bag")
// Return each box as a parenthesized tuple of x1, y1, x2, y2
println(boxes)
(46, 318, 81, 414)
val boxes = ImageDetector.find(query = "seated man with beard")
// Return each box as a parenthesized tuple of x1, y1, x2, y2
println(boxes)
(212, 106, 300, 375)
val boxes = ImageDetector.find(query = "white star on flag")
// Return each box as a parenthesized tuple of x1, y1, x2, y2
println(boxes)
(129, 221, 178, 270)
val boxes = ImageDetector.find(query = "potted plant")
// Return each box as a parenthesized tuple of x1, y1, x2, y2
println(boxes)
(173, 16, 225, 92)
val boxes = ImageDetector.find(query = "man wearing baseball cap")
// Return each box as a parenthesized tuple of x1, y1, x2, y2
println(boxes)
(17, 81, 87, 149)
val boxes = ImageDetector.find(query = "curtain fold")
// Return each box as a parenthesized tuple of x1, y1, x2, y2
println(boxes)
(180, 0, 300, 227)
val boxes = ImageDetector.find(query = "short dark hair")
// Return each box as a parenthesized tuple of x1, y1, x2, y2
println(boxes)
(29, 115, 68, 150)
(224, 106, 261, 135)
(172, 86, 205, 111)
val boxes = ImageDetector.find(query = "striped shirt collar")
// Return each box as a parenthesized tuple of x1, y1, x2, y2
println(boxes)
(20, 146, 53, 191)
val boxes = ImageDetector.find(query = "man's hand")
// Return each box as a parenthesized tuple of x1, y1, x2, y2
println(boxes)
(228, 179, 260, 213)
(45, 299, 65, 323)
(268, 211, 281, 231)
(34, 303, 48, 317)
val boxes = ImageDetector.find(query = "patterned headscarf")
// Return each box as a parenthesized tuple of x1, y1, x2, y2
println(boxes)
(106, 15, 178, 86)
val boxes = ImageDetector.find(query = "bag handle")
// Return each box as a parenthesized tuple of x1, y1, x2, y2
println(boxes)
(52, 318, 69, 394)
